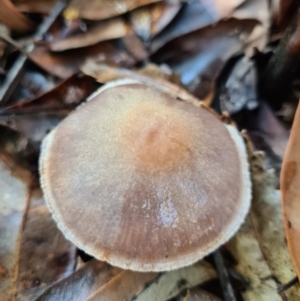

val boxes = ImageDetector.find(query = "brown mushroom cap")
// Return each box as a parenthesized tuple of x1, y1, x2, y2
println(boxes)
(40, 79, 251, 272)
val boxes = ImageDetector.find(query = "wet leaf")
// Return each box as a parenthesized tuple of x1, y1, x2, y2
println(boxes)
(0, 0, 34, 32)
(65, 0, 162, 20)
(50, 17, 131, 51)
(281, 101, 300, 280)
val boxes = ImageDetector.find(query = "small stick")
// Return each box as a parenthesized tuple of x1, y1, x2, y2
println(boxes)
(213, 250, 237, 301)
(277, 276, 299, 293)
(0, 1, 66, 105)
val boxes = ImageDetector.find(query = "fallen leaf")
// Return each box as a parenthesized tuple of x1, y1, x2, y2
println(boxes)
(0, 0, 34, 32)
(281, 101, 300, 280)
(0, 153, 33, 300)
(29, 42, 136, 79)
(34, 260, 122, 301)
(134, 261, 216, 301)
(15, 188, 77, 301)
(129, 1, 182, 42)
(81, 61, 200, 106)
(0, 152, 76, 301)
(152, 19, 258, 99)
(150, 0, 245, 54)
(50, 17, 130, 51)
(122, 33, 148, 61)
(14, 0, 58, 14)
(0, 74, 97, 143)
(227, 138, 300, 300)
(86, 270, 158, 301)
(65, 0, 162, 20)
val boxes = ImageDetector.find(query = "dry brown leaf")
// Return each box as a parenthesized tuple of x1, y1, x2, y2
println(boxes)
(29, 42, 135, 79)
(0, 0, 34, 32)
(281, 101, 300, 280)
(14, 0, 58, 14)
(129, 1, 182, 41)
(150, 0, 245, 54)
(0, 154, 33, 300)
(138, 63, 182, 86)
(35, 260, 216, 301)
(227, 139, 300, 301)
(34, 260, 122, 301)
(0, 154, 76, 301)
(87, 271, 158, 301)
(122, 34, 148, 61)
(81, 61, 200, 105)
(15, 188, 76, 301)
(65, 0, 162, 20)
(0, 74, 97, 143)
(50, 17, 131, 51)
(152, 19, 257, 99)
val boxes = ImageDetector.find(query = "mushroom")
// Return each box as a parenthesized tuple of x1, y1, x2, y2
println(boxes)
(39, 79, 251, 272)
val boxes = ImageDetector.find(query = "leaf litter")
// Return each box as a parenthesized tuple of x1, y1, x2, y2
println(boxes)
(1, 0, 300, 300)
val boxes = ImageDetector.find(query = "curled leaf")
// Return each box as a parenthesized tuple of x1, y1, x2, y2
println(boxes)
(281, 101, 300, 280)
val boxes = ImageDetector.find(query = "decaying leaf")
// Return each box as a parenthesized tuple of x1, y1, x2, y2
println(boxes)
(227, 138, 300, 300)
(152, 19, 257, 99)
(50, 17, 131, 51)
(0, 154, 33, 300)
(35, 261, 122, 301)
(35, 259, 216, 301)
(0, 153, 76, 301)
(15, 188, 77, 301)
(0, 0, 34, 32)
(150, 0, 245, 53)
(0, 74, 97, 143)
(29, 42, 135, 79)
(81, 61, 200, 105)
(65, 0, 162, 20)
(281, 101, 300, 280)
(134, 261, 216, 301)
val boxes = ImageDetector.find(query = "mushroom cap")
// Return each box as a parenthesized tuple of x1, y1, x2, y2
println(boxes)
(40, 80, 251, 272)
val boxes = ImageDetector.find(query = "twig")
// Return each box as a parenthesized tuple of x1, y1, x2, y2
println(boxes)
(0, 1, 66, 105)
(213, 250, 237, 301)
(277, 276, 299, 293)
